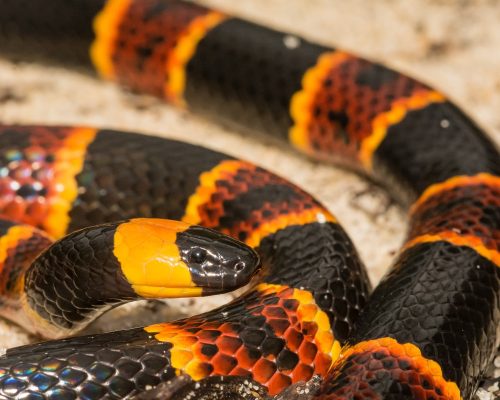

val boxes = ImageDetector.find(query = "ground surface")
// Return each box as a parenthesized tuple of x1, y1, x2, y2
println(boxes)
(0, 0, 499, 398)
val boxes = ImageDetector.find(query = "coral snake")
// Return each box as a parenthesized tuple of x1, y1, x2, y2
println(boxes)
(0, 0, 498, 399)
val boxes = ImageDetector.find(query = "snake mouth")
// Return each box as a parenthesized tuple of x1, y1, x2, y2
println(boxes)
(132, 285, 203, 298)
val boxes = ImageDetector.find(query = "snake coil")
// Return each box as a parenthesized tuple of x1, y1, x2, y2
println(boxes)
(0, 1, 498, 400)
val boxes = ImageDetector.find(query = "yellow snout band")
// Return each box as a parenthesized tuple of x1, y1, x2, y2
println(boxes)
(113, 219, 202, 298)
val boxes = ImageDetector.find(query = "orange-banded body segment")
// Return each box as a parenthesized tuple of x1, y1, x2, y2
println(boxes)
(318, 337, 461, 400)
(145, 283, 340, 395)
(91, 0, 226, 102)
(289, 51, 444, 170)
(0, 125, 96, 239)
(180, 156, 369, 343)
(90, 0, 133, 79)
(182, 159, 336, 247)
(44, 128, 97, 238)
(0, 222, 51, 302)
(406, 173, 500, 266)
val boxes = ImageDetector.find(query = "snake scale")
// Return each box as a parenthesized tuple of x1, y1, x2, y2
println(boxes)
(0, 1, 498, 399)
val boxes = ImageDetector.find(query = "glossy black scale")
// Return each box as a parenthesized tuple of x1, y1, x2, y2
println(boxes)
(185, 18, 329, 141)
(0, 0, 106, 68)
(352, 241, 500, 399)
(24, 222, 136, 331)
(0, 328, 174, 399)
(258, 222, 371, 343)
(373, 102, 500, 201)
(68, 131, 231, 231)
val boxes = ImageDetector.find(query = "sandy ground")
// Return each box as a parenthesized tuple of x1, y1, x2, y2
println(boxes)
(0, 0, 499, 398)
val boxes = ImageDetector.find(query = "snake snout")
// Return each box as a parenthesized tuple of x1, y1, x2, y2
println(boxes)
(201, 238, 260, 293)
(219, 247, 260, 290)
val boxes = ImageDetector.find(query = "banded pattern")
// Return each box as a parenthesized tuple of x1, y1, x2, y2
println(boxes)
(0, 0, 498, 400)
(0, 221, 51, 301)
(322, 240, 500, 399)
(0, 126, 96, 238)
(321, 338, 461, 400)
(181, 160, 336, 247)
(146, 283, 337, 396)
(408, 174, 500, 265)
(83, 1, 500, 398)
(289, 52, 445, 170)
(0, 126, 369, 398)
(92, 0, 226, 102)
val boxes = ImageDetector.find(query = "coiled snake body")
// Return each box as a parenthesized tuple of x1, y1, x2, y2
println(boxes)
(0, 1, 498, 399)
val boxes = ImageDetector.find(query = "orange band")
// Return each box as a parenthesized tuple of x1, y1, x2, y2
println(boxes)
(410, 173, 500, 215)
(165, 11, 227, 103)
(359, 90, 445, 170)
(91, 0, 132, 79)
(44, 128, 97, 238)
(289, 51, 352, 153)
(339, 337, 461, 400)
(145, 283, 340, 395)
(404, 232, 500, 267)
(243, 207, 335, 248)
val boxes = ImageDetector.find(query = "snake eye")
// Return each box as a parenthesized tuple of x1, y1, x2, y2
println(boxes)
(189, 248, 207, 264)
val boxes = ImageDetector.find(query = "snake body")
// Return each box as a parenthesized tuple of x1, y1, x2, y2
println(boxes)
(0, 126, 369, 399)
(0, 1, 498, 400)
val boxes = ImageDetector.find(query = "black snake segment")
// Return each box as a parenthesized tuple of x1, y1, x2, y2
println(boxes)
(0, 1, 498, 399)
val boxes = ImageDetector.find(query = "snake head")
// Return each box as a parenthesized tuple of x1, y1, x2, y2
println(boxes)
(114, 218, 260, 298)
(177, 225, 260, 295)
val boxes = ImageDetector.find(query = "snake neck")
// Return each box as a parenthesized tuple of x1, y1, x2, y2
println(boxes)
(20, 222, 139, 339)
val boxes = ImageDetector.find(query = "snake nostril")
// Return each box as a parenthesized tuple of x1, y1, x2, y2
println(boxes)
(233, 261, 245, 273)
